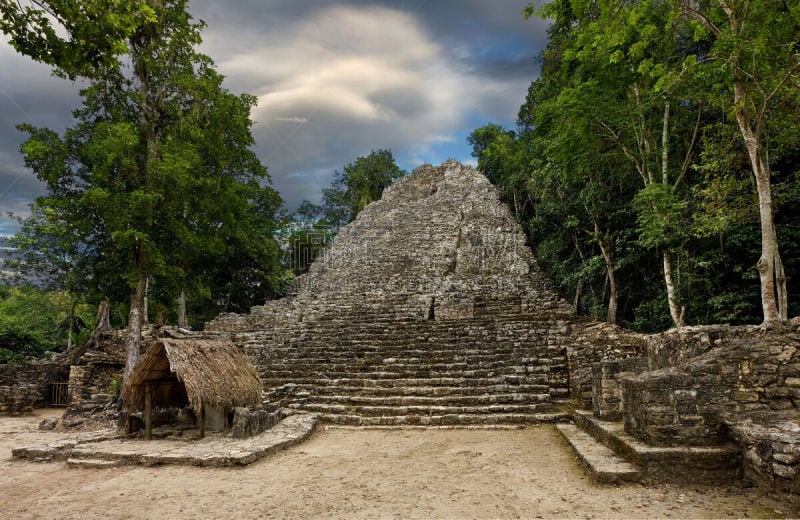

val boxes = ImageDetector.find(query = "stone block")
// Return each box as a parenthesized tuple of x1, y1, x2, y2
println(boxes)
(772, 463, 796, 479)
(733, 390, 761, 402)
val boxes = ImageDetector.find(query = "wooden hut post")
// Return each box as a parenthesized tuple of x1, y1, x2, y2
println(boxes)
(198, 402, 205, 439)
(144, 384, 152, 440)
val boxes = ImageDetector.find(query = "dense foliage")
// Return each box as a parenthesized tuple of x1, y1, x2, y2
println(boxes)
(286, 149, 406, 274)
(0, 285, 95, 363)
(316, 149, 407, 229)
(4, 0, 286, 353)
(471, 0, 800, 331)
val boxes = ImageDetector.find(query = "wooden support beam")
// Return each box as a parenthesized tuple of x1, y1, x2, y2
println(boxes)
(198, 404, 205, 439)
(144, 384, 152, 441)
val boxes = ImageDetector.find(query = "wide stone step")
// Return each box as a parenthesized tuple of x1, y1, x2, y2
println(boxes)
(261, 375, 553, 388)
(302, 393, 552, 406)
(259, 367, 552, 379)
(267, 383, 553, 397)
(66, 457, 123, 469)
(251, 351, 557, 363)
(299, 402, 555, 416)
(269, 357, 566, 367)
(320, 411, 570, 426)
(556, 423, 641, 483)
(18, 413, 320, 468)
(572, 410, 742, 484)
(250, 345, 564, 357)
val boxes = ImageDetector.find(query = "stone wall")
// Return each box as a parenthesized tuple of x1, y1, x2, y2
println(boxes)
(728, 417, 800, 499)
(0, 361, 68, 415)
(231, 407, 284, 439)
(564, 321, 647, 410)
(647, 324, 759, 370)
(622, 328, 800, 447)
(592, 356, 649, 420)
(0, 384, 42, 415)
(1, 363, 67, 414)
(67, 354, 123, 405)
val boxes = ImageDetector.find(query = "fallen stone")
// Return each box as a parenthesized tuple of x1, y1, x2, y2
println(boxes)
(38, 418, 58, 430)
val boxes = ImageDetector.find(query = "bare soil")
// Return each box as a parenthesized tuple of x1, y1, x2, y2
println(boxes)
(0, 409, 792, 519)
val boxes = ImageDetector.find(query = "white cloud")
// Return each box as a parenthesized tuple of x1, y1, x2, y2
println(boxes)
(199, 4, 530, 207)
(273, 116, 309, 123)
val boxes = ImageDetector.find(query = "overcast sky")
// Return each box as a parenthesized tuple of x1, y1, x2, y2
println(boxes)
(0, 0, 550, 236)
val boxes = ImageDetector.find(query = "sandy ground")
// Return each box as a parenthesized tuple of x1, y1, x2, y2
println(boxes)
(0, 409, 793, 519)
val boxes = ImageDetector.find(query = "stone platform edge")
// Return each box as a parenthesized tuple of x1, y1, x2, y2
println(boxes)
(11, 412, 319, 468)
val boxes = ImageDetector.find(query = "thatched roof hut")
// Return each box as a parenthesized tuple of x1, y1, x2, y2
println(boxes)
(121, 339, 262, 437)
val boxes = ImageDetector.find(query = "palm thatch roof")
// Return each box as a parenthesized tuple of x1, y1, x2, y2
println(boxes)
(121, 338, 262, 414)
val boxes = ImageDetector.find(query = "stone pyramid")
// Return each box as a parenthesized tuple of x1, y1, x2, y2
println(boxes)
(207, 161, 578, 425)
(211, 160, 569, 329)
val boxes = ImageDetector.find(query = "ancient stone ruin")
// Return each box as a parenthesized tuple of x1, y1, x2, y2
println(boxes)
(205, 161, 800, 505)
(206, 161, 642, 426)
(5, 161, 799, 507)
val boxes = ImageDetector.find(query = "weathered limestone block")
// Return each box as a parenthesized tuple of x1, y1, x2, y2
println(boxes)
(622, 368, 727, 447)
(0, 384, 40, 415)
(231, 407, 284, 439)
(565, 321, 647, 410)
(592, 356, 649, 420)
(0, 361, 65, 415)
(729, 418, 800, 499)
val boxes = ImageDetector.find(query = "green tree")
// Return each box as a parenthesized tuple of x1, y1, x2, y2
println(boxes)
(321, 149, 406, 228)
(468, 124, 532, 220)
(675, 0, 800, 324)
(0, 284, 94, 363)
(13, 0, 284, 377)
(0, 0, 154, 79)
(536, 0, 706, 327)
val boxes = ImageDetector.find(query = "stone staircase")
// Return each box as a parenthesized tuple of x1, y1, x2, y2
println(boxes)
(211, 313, 572, 426)
(557, 410, 742, 484)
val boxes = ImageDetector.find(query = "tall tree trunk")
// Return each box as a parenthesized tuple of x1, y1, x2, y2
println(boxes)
(659, 100, 685, 328)
(66, 303, 75, 350)
(96, 298, 111, 331)
(125, 271, 148, 381)
(177, 289, 188, 328)
(663, 250, 684, 327)
(143, 277, 149, 325)
(595, 221, 617, 325)
(572, 278, 584, 316)
(682, 4, 788, 324)
(733, 82, 787, 324)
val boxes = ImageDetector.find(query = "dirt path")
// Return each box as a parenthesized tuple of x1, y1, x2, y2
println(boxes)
(0, 410, 791, 519)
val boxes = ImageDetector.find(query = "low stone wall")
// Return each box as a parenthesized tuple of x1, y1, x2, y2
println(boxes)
(0, 384, 42, 415)
(728, 416, 800, 500)
(231, 407, 284, 438)
(565, 321, 647, 409)
(647, 324, 758, 370)
(592, 356, 649, 420)
(622, 330, 800, 447)
(0, 361, 68, 415)
(68, 358, 123, 405)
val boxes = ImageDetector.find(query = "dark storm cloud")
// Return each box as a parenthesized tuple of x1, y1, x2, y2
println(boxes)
(0, 43, 86, 235)
(0, 1, 549, 234)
